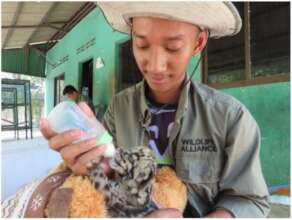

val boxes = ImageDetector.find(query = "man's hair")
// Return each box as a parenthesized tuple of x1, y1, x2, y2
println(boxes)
(63, 85, 78, 95)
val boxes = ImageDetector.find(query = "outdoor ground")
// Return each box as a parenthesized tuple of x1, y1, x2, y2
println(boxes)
(1, 129, 42, 142)
(269, 204, 290, 218)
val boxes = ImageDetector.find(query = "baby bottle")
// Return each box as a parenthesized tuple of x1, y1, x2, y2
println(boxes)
(47, 101, 116, 157)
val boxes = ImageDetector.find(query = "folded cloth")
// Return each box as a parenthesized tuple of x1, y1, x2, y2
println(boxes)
(1, 163, 70, 218)
(1, 179, 41, 218)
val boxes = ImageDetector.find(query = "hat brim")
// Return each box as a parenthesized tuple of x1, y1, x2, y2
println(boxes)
(97, 1, 242, 38)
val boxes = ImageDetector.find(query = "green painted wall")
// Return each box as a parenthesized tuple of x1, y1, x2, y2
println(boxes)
(222, 82, 290, 186)
(46, 7, 289, 187)
(45, 8, 127, 112)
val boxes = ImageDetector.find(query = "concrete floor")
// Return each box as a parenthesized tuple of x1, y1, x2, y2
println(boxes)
(268, 204, 290, 218)
(2, 136, 62, 199)
(2, 129, 42, 141)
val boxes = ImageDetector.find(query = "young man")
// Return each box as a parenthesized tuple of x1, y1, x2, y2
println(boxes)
(63, 85, 80, 102)
(63, 84, 95, 112)
(41, 2, 270, 218)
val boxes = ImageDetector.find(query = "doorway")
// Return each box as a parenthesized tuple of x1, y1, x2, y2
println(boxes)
(54, 73, 65, 106)
(80, 59, 93, 100)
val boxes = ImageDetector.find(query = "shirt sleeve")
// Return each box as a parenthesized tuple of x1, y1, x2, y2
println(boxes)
(102, 96, 117, 146)
(213, 106, 270, 218)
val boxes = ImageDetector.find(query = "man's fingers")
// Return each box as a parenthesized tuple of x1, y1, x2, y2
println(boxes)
(48, 129, 83, 151)
(60, 138, 104, 166)
(39, 118, 56, 140)
(71, 145, 107, 175)
(78, 102, 95, 118)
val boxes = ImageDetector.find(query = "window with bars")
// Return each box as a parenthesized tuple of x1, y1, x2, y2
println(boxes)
(203, 2, 290, 89)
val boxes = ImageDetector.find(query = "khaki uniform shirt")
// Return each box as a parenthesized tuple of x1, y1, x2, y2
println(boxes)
(103, 80, 270, 217)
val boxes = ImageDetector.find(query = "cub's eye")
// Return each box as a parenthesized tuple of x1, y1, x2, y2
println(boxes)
(138, 172, 146, 179)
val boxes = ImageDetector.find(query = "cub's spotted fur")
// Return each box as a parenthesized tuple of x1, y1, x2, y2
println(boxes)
(87, 146, 158, 217)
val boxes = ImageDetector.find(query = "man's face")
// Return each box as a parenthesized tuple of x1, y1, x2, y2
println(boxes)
(132, 17, 205, 98)
(67, 91, 79, 101)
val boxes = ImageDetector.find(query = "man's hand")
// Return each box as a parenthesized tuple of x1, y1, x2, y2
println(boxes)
(145, 208, 182, 218)
(40, 102, 112, 175)
(205, 209, 233, 218)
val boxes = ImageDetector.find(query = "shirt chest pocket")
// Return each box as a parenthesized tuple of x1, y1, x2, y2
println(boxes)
(175, 154, 222, 184)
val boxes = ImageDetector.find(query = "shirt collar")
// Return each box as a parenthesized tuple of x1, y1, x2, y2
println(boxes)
(138, 77, 191, 124)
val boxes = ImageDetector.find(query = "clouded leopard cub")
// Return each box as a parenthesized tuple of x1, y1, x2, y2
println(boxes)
(87, 146, 158, 217)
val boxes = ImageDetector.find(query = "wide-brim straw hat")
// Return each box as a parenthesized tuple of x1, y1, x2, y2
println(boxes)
(97, 1, 242, 38)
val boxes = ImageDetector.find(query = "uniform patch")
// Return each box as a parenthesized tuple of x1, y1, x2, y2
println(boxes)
(181, 138, 217, 152)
